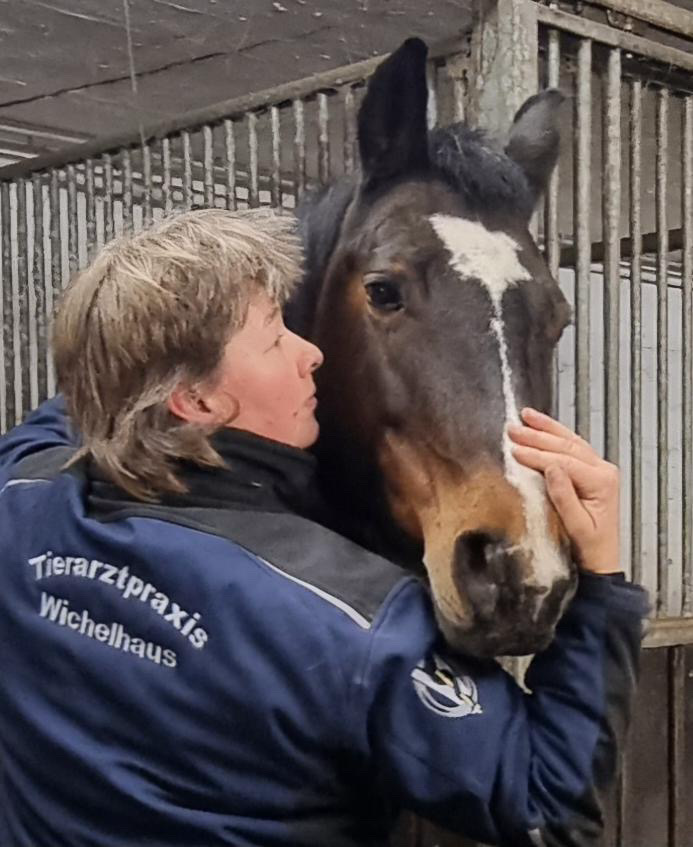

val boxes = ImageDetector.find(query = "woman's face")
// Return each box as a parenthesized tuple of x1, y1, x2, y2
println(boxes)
(211, 292, 324, 448)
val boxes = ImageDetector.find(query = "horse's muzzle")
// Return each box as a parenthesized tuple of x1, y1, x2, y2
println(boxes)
(440, 530, 576, 657)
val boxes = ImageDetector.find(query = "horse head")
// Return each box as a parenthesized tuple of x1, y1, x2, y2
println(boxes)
(293, 38, 575, 657)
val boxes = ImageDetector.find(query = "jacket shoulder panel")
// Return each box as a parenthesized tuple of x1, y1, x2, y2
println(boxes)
(98, 503, 413, 626)
(5, 445, 77, 484)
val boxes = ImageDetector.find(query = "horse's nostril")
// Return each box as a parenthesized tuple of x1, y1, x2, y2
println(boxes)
(455, 531, 514, 581)
(453, 531, 509, 621)
(457, 531, 494, 573)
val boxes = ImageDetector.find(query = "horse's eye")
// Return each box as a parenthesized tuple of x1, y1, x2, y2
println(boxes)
(365, 279, 403, 312)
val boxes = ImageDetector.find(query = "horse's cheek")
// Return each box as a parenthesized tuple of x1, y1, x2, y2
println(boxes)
(377, 432, 435, 541)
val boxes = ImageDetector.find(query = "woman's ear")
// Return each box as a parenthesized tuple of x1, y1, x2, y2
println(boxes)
(169, 382, 240, 427)
(169, 369, 241, 427)
(167, 384, 215, 425)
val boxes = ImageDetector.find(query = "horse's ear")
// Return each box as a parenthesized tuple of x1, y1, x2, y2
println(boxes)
(358, 37, 430, 191)
(505, 89, 565, 206)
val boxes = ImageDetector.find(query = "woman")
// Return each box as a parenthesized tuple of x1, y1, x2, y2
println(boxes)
(0, 208, 647, 847)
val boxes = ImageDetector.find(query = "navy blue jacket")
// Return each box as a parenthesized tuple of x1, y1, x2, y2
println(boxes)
(0, 398, 649, 847)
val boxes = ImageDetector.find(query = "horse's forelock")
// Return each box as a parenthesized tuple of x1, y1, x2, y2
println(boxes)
(429, 124, 535, 221)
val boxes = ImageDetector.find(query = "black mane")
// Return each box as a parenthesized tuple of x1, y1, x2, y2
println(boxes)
(286, 179, 357, 335)
(429, 123, 535, 219)
(286, 121, 535, 336)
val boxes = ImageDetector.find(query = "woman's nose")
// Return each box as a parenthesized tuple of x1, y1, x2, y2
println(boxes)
(309, 342, 324, 372)
(305, 340, 324, 374)
(295, 334, 324, 376)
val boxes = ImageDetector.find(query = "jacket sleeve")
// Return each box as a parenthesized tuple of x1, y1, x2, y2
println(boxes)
(354, 573, 649, 846)
(0, 395, 77, 480)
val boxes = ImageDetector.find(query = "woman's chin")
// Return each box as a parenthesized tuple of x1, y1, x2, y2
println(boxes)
(296, 418, 320, 450)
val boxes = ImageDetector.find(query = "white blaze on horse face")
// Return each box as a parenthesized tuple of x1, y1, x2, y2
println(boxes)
(429, 214, 569, 598)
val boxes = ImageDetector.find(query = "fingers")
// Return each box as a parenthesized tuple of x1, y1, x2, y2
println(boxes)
(511, 409, 621, 574)
(544, 465, 593, 538)
(519, 408, 596, 457)
(507, 423, 600, 467)
(510, 444, 604, 495)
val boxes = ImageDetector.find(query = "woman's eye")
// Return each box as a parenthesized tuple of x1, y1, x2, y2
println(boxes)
(365, 279, 404, 313)
(266, 334, 283, 352)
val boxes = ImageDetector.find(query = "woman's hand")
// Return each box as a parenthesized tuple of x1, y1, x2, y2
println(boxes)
(508, 408, 620, 575)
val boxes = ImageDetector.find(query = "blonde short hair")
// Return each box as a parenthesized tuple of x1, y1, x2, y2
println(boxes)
(54, 207, 302, 501)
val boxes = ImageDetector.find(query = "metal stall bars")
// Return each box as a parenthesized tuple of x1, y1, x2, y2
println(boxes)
(536, 0, 693, 625)
(0, 36, 469, 436)
(536, 5, 693, 846)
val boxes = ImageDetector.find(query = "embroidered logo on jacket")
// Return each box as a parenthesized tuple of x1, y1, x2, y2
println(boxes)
(411, 653, 483, 718)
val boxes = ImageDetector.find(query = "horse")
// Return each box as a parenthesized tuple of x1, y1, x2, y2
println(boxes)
(287, 37, 574, 659)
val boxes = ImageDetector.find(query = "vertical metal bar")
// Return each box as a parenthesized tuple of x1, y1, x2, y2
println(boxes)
(656, 88, 669, 615)
(343, 87, 356, 176)
(602, 49, 622, 463)
(1, 182, 13, 430)
(426, 61, 438, 129)
(630, 79, 643, 587)
(121, 148, 133, 230)
(66, 164, 78, 276)
(448, 54, 466, 123)
(49, 171, 62, 303)
(103, 154, 115, 242)
(142, 142, 153, 225)
(545, 30, 561, 281)
(317, 92, 330, 184)
(669, 646, 686, 845)
(545, 28, 561, 419)
(203, 125, 214, 208)
(161, 137, 172, 215)
(47, 171, 60, 396)
(573, 38, 592, 441)
(181, 131, 193, 211)
(270, 106, 282, 208)
(223, 119, 237, 210)
(32, 174, 47, 403)
(293, 99, 306, 202)
(248, 112, 259, 208)
(15, 178, 31, 417)
(435, 63, 447, 125)
(84, 159, 96, 260)
(682, 96, 693, 616)
(25, 178, 42, 407)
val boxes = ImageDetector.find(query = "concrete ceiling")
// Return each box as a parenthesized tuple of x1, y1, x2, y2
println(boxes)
(0, 0, 689, 165)
(0, 0, 473, 161)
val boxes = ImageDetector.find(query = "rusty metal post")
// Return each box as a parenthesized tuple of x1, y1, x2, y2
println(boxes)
(573, 38, 593, 442)
(468, 0, 538, 138)
(342, 87, 356, 176)
(656, 88, 670, 615)
(630, 79, 643, 587)
(602, 48, 622, 464)
(545, 28, 561, 420)
(683, 97, 693, 616)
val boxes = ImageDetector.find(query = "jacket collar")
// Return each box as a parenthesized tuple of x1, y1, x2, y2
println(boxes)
(88, 426, 324, 519)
